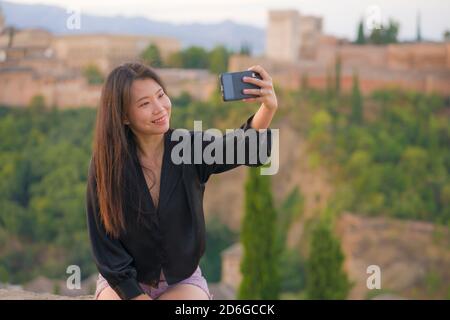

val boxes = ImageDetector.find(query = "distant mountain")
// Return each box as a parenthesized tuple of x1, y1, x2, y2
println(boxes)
(0, 0, 265, 55)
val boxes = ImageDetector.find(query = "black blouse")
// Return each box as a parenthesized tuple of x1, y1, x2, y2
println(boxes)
(85, 113, 272, 299)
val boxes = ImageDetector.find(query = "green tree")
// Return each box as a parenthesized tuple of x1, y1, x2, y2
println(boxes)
(416, 12, 422, 42)
(182, 46, 209, 69)
(239, 42, 252, 56)
(82, 64, 104, 85)
(208, 45, 230, 74)
(306, 217, 351, 299)
(275, 186, 304, 253)
(350, 71, 363, 124)
(355, 20, 366, 44)
(275, 187, 306, 294)
(140, 43, 163, 67)
(335, 54, 342, 95)
(368, 19, 399, 44)
(238, 167, 280, 299)
(29, 95, 45, 108)
(29, 95, 46, 111)
(444, 30, 450, 42)
(166, 51, 183, 68)
(172, 91, 192, 107)
(280, 249, 306, 293)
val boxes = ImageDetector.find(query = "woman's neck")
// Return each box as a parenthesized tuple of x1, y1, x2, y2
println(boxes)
(134, 132, 165, 160)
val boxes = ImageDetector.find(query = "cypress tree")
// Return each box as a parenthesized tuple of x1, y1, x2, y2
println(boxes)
(306, 217, 351, 299)
(140, 44, 163, 67)
(416, 11, 422, 42)
(350, 71, 363, 124)
(334, 54, 342, 95)
(238, 166, 280, 299)
(356, 20, 366, 44)
(326, 67, 333, 98)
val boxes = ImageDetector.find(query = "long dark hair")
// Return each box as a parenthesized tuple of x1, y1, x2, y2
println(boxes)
(92, 62, 168, 238)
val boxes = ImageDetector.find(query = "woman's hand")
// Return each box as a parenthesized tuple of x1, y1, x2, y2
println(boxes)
(242, 65, 278, 111)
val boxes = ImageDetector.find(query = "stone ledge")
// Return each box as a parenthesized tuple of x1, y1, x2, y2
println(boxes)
(0, 289, 94, 300)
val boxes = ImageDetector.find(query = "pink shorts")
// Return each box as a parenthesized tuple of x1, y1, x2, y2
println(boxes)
(94, 265, 213, 300)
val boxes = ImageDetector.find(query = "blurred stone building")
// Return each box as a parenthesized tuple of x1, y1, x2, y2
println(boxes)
(52, 34, 181, 74)
(0, 7, 216, 108)
(233, 9, 450, 96)
(208, 242, 242, 300)
(266, 9, 322, 62)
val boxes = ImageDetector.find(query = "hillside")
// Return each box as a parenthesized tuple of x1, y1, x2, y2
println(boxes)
(0, 84, 449, 299)
(337, 213, 450, 299)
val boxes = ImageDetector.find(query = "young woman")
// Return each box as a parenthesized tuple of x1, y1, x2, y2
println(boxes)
(86, 62, 278, 300)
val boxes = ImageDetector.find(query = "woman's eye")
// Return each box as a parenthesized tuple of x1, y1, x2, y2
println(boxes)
(139, 93, 164, 107)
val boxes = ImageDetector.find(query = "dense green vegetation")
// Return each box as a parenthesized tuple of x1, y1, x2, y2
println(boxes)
(0, 89, 278, 285)
(354, 18, 400, 44)
(82, 64, 105, 85)
(140, 44, 236, 74)
(292, 82, 450, 226)
(0, 75, 448, 299)
(0, 103, 96, 283)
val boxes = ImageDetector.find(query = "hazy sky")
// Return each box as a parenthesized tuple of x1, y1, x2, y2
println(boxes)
(6, 0, 450, 41)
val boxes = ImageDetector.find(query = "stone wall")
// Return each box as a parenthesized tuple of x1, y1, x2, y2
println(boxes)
(336, 213, 450, 299)
(0, 289, 93, 300)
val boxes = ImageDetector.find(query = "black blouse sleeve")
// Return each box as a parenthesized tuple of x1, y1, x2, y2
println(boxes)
(194, 113, 273, 183)
(85, 158, 145, 300)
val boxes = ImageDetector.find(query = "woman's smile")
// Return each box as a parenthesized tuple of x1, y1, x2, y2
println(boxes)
(151, 114, 167, 125)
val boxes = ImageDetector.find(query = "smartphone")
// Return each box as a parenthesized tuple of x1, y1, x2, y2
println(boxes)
(219, 70, 263, 101)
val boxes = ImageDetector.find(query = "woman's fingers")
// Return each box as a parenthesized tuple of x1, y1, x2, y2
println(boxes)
(248, 65, 272, 82)
(243, 88, 261, 96)
(243, 88, 271, 96)
(243, 65, 278, 110)
(242, 97, 263, 103)
(242, 76, 269, 88)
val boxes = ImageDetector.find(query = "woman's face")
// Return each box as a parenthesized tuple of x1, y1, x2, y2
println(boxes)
(124, 78, 171, 135)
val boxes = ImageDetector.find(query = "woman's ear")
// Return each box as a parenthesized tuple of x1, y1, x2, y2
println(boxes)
(123, 115, 130, 125)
